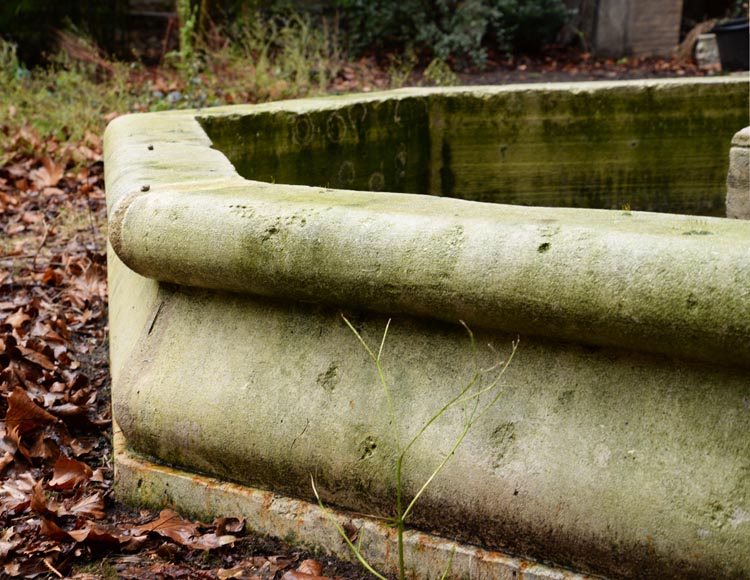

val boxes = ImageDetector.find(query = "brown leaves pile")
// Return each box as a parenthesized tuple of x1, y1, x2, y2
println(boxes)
(0, 122, 115, 577)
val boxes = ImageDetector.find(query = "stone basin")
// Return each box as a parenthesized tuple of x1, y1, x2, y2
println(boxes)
(105, 78, 750, 579)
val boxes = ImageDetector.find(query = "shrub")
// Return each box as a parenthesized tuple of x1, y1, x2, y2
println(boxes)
(332, 0, 571, 69)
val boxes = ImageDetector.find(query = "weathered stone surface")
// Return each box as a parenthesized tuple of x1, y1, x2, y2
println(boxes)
(696, 33, 721, 69)
(733, 126, 750, 148)
(109, 258, 750, 578)
(726, 127, 750, 219)
(593, 0, 684, 57)
(114, 428, 596, 580)
(106, 79, 750, 580)
(109, 182, 750, 367)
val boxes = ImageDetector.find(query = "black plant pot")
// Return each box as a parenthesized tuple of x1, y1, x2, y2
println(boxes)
(711, 17, 749, 71)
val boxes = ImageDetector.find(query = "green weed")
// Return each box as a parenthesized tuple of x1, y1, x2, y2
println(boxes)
(313, 316, 517, 580)
(0, 36, 23, 83)
(176, 0, 199, 66)
(422, 57, 459, 86)
(387, 49, 418, 89)
(220, 10, 343, 100)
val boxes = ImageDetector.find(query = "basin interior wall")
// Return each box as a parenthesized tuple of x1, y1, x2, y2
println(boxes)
(199, 80, 746, 215)
(105, 79, 750, 580)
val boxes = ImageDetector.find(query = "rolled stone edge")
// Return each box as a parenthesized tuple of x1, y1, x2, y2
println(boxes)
(105, 83, 750, 367)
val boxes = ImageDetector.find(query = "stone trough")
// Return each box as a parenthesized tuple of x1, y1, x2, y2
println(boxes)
(105, 78, 750, 579)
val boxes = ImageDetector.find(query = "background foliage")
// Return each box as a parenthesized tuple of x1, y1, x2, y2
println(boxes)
(0, 0, 571, 71)
(332, 0, 570, 68)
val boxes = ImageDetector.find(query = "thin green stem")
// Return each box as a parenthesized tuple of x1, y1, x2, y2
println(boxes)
(375, 358, 402, 454)
(439, 547, 457, 580)
(452, 340, 518, 408)
(342, 315, 377, 360)
(311, 476, 389, 580)
(377, 318, 391, 360)
(401, 370, 481, 459)
(403, 412, 472, 521)
(343, 315, 401, 453)
(397, 325, 486, 459)
(395, 453, 406, 580)
(397, 518, 406, 580)
(402, 340, 518, 521)
(329, 318, 518, 580)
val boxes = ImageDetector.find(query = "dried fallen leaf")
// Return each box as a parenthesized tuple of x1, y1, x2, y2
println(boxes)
(4, 309, 31, 329)
(129, 508, 199, 546)
(31, 479, 64, 517)
(281, 571, 331, 580)
(0, 527, 23, 558)
(29, 157, 64, 189)
(6, 387, 57, 459)
(217, 557, 271, 576)
(297, 560, 324, 576)
(48, 454, 93, 490)
(66, 490, 106, 519)
(66, 521, 136, 547)
(342, 520, 359, 544)
(268, 555, 298, 573)
(0, 451, 14, 474)
(40, 517, 70, 541)
(41, 267, 65, 286)
(216, 564, 262, 579)
(186, 532, 237, 550)
(69, 438, 95, 457)
(17, 346, 57, 371)
(134, 562, 217, 579)
(214, 516, 246, 535)
(4, 556, 53, 578)
(0, 471, 35, 513)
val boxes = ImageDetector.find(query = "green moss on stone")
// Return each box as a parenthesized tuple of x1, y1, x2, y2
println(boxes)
(199, 82, 747, 216)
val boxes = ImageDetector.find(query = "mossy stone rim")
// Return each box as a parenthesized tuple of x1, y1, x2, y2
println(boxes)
(104, 78, 750, 367)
